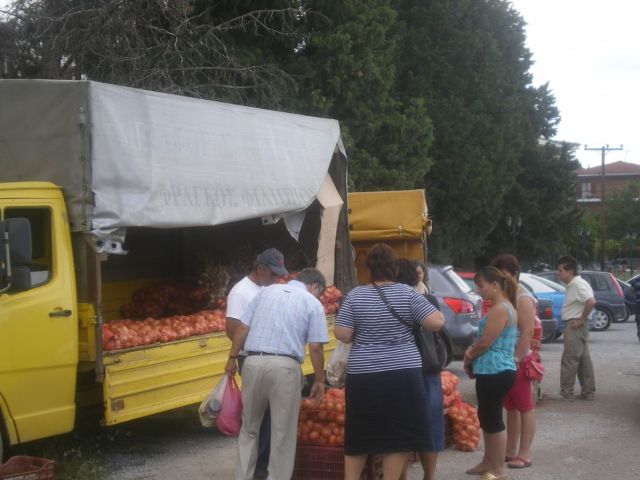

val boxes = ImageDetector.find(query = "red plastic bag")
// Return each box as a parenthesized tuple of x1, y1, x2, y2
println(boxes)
(216, 375, 243, 436)
(198, 375, 228, 427)
(521, 353, 545, 381)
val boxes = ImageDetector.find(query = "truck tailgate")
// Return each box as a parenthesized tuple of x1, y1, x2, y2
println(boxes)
(102, 316, 337, 426)
(103, 333, 229, 425)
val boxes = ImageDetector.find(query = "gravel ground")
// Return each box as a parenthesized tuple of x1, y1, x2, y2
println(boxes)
(13, 320, 640, 479)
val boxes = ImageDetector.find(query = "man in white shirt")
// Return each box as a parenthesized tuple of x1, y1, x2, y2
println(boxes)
(225, 248, 288, 480)
(557, 255, 596, 401)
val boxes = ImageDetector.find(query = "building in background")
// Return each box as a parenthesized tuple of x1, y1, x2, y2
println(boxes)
(576, 161, 640, 214)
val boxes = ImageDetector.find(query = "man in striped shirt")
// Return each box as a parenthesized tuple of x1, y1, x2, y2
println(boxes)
(225, 268, 329, 480)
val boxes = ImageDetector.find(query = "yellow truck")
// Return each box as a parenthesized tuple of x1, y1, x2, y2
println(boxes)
(348, 189, 431, 284)
(0, 80, 355, 457)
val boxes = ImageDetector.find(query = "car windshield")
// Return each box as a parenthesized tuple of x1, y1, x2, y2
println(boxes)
(617, 279, 631, 288)
(521, 273, 565, 293)
(533, 276, 566, 292)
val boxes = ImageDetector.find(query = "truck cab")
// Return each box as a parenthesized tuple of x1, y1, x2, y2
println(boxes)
(0, 183, 78, 453)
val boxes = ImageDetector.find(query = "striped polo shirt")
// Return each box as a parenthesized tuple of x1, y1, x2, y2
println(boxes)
(336, 283, 437, 374)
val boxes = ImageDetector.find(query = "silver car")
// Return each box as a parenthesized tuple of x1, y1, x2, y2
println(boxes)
(426, 265, 483, 365)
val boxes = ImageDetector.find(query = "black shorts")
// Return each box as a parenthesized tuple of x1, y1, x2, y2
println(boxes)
(475, 370, 516, 433)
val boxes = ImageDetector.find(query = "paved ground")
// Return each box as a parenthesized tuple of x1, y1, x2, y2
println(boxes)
(13, 319, 640, 479)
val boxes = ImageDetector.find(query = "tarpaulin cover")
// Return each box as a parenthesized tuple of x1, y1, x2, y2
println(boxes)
(0, 80, 345, 235)
(347, 189, 430, 241)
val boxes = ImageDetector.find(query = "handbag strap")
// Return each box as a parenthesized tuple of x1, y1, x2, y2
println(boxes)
(373, 284, 413, 329)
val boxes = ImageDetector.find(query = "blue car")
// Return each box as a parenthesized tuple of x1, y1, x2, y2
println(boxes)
(520, 273, 566, 341)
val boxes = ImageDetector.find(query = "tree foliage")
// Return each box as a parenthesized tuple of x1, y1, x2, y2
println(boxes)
(283, 0, 434, 190)
(0, 0, 303, 105)
(0, 0, 582, 265)
(390, 0, 569, 265)
(606, 182, 640, 241)
(484, 141, 582, 266)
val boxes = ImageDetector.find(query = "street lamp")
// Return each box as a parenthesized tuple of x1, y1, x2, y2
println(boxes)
(626, 232, 637, 276)
(506, 215, 522, 255)
(579, 228, 591, 269)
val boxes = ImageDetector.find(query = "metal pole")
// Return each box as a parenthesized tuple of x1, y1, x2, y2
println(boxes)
(628, 235, 632, 276)
(600, 147, 606, 271)
(585, 144, 623, 271)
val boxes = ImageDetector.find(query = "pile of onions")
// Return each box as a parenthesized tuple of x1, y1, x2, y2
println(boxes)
(121, 284, 218, 318)
(319, 285, 342, 315)
(441, 370, 462, 409)
(297, 388, 345, 446)
(102, 309, 226, 351)
(448, 402, 480, 452)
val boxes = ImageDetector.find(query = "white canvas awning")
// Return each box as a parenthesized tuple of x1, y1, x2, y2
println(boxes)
(0, 80, 346, 237)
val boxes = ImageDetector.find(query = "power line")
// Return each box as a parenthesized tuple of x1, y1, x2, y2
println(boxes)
(584, 144, 624, 271)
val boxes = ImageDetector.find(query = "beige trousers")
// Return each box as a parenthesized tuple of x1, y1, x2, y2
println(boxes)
(235, 356, 302, 480)
(560, 321, 595, 397)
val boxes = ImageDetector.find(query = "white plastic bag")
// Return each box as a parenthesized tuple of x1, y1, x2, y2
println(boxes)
(326, 341, 351, 387)
(198, 375, 229, 428)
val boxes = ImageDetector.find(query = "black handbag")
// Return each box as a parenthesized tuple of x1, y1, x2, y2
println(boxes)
(373, 284, 443, 374)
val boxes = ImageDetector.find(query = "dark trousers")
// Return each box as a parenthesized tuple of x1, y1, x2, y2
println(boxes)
(636, 303, 640, 340)
(238, 354, 271, 474)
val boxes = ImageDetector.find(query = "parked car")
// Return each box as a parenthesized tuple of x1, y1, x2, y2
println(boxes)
(457, 271, 557, 343)
(456, 271, 491, 315)
(426, 266, 483, 365)
(616, 278, 636, 321)
(535, 270, 626, 331)
(519, 273, 565, 341)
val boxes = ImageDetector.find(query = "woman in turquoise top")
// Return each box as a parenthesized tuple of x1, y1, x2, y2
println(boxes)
(463, 267, 518, 480)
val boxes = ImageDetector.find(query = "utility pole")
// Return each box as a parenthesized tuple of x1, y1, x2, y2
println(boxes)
(584, 144, 624, 271)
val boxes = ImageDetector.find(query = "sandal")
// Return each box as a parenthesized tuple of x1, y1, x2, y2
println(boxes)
(480, 473, 507, 480)
(507, 456, 532, 469)
(466, 463, 489, 475)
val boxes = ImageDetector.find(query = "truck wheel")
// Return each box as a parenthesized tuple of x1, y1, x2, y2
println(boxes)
(0, 425, 4, 462)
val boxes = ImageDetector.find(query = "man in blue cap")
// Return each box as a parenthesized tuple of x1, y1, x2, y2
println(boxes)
(226, 247, 287, 480)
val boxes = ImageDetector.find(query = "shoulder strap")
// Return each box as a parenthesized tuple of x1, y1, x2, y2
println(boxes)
(502, 301, 515, 327)
(373, 284, 412, 328)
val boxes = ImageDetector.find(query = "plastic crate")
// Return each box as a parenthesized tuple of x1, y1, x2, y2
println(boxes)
(292, 445, 381, 480)
(0, 456, 54, 480)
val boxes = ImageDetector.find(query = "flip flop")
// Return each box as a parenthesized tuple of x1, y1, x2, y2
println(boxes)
(507, 456, 532, 469)
(480, 473, 508, 480)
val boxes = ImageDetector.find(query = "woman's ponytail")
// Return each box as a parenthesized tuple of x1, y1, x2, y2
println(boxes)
(501, 273, 518, 307)
(475, 266, 518, 306)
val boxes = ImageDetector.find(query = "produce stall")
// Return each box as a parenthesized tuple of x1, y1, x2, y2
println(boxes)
(0, 79, 357, 441)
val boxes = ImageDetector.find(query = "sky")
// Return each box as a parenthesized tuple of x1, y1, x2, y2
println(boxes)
(2, 1, 638, 169)
(510, 0, 640, 168)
